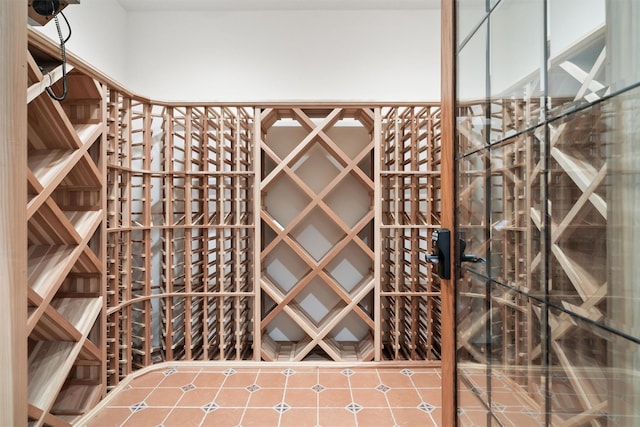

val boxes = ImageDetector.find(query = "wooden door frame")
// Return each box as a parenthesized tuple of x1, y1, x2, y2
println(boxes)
(0, 0, 28, 424)
(440, 0, 457, 425)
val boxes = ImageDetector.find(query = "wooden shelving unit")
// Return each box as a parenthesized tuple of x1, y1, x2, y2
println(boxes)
(379, 106, 443, 361)
(105, 98, 256, 388)
(26, 26, 444, 399)
(26, 46, 106, 426)
(258, 107, 376, 362)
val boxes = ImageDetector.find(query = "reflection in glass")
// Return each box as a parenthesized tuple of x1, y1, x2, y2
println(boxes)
(489, 133, 535, 287)
(458, 21, 488, 155)
(456, 1, 640, 425)
(457, 0, 488, 47)
(490, 0, 544, 140)
(548, 103, 607, 313)
(458, 149, 487, 278)
(547, 309, 640, 425)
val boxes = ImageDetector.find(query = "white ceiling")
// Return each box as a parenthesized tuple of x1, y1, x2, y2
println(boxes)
(117, 0, 441, 11)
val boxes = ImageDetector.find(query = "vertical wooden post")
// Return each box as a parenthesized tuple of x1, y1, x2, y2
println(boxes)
(441, 0, 457, 425)
(373, 107, 382, 361)
(253, 107, 262, 361)
(99, 83, 109, 398)
(0, 0, 27, 424)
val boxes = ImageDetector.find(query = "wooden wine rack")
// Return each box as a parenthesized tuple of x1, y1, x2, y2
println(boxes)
(25, 30, 444, 414)
(26, 47, 106, 426)
(257, 107, 377, 362)
(379, 106, 443, 361)
(105, 99, 256, 388)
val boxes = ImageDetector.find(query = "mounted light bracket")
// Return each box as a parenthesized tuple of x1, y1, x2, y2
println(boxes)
(28, 0, 80, 26)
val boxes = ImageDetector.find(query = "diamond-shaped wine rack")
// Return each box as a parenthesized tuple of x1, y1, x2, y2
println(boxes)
(258, 108, 376, 361)
(26, 48, 106, 426)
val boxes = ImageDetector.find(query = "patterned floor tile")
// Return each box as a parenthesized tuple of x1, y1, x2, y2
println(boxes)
(81, 364, 547, 427)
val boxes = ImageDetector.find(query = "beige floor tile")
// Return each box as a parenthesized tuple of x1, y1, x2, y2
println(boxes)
(255, 372, 288, 388)
(129, 372, 166, 388)
(241, 408, 282, 426)
(349, 372, 382, 389)
(430, 407, 442, 426)
(410, 372, 442, 388)
(246, 388, 284, 408)
(378, 372, 414, 389)
(200, 408, 244, 426)
(158, 372, 198, 388)
(144, 387, 184, 407)
(122, 408, 172, 427)
(417, 387, 442, 407)
(284, 372, 318, 388)
(318, 372, 350, 388)
(279, 408, 318, 427)
(177, 387, 218, 407)
(85, 407, 132, 427)
(284, 388, 318, 408)
(318, 388, 352, 408)
(107, 388, 153, 407)
(223, 372, 258, 388)
(318, 408, 357, 426)
(356, 408, 395, 426)
(351, 388, 389, 408)
(385, 389, 423, 408)
(392, 408, 437, 427)
(192, 372, 226, 388)
(162, 407, 206, 426)
(215, 387, 251, 408)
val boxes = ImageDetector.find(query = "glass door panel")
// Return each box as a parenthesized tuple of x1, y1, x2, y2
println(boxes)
(454, 0, 640, 425)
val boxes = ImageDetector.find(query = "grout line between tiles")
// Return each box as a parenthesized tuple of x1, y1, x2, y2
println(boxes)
(316, 367, 320, 427)
(197, 367, 232, 427)
(346, 369, 358, 427)
(277, 368, 290, 427)
(238, 368, 262, 426)
(376, 368, 398, 427)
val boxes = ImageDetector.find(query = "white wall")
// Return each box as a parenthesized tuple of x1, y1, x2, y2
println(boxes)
(124, 9, 440, 102)
(33, 4, 440, 101)
(549, 0, 605, 57)
(458, 0, 605, 99)
(33, 0, 129, 86)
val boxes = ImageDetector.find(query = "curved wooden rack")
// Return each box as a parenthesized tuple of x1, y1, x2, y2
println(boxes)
(26, 29, 444, 420)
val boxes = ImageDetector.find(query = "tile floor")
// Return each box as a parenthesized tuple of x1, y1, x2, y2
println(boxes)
(82, 366, 443, 427)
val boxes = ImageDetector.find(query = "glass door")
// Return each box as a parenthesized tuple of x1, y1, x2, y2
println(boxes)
(453, 0, 640, 426)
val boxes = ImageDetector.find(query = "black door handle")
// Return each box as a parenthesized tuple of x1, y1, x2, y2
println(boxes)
(459, 239, 485, 264)
(425, 229, 451, 279)
(425, 230, 485, 280)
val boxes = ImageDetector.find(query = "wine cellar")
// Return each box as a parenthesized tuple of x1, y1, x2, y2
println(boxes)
(23, 27, 444, 423)
(3, 1, 638, 426)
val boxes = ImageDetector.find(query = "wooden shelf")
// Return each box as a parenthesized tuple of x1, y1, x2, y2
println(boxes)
(28, 341, 77, 411)
(28, 245, 77, 298)
(379, 106, 442, 361)
(26, 46, 106, 425)
(323, 334, 375, 362)
(259, 108, 380, 362)
(28, 297, 103, 416)
(51, 384, 102, 416)
(28, 94, 82, 150)
(261, 334, 314, 362)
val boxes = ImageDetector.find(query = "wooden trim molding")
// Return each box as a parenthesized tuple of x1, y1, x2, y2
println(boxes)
(0, 0, 28, 425)
(440, 0, 457, 426)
